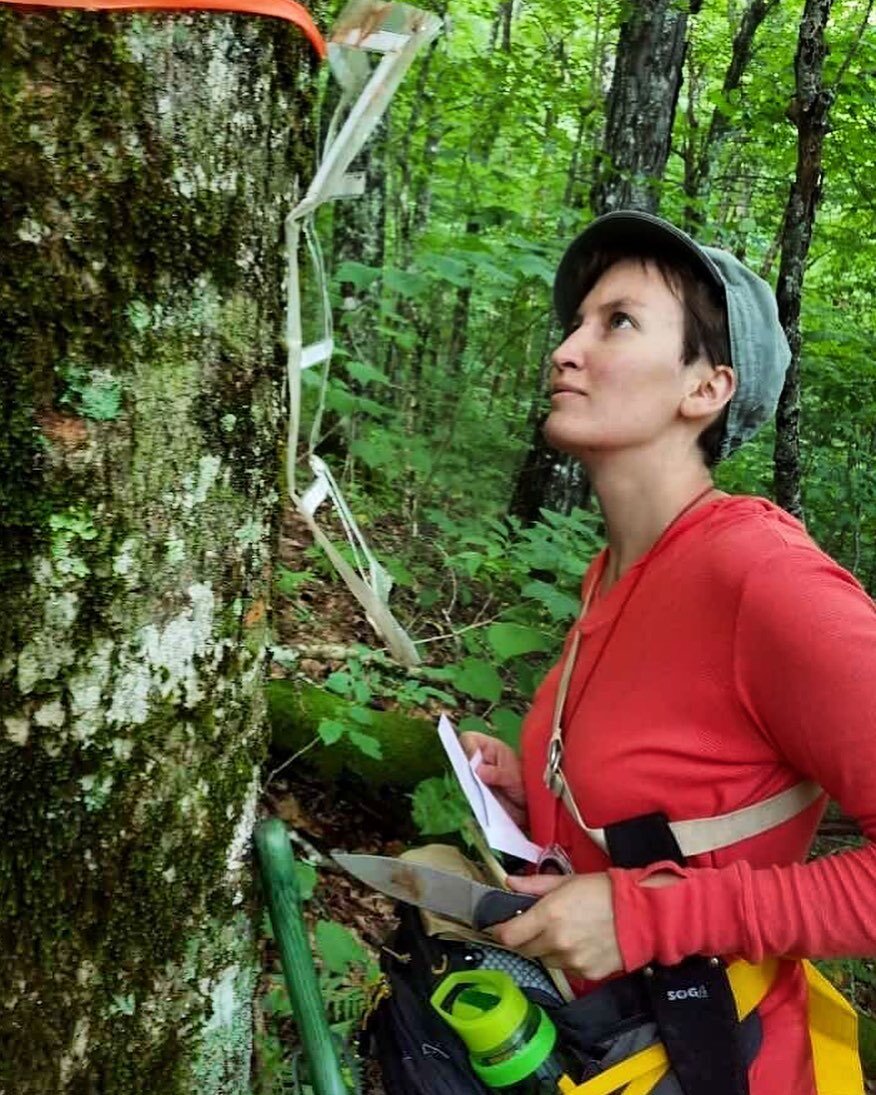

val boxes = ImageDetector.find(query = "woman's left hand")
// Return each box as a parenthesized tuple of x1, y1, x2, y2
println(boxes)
(490, 872, 623, 981)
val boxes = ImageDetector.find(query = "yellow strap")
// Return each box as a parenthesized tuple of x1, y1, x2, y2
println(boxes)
(803, 961, 864, 1094)
(622, 1063, 672, 1095)
(727, 957, 778, 1019)
(570, 1044, 669, 1094)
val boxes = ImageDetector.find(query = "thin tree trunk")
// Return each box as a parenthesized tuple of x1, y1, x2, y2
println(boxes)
(0, 13, 316, 1092)
(510, 0, 694, 522)
(774, 0, 835, 517)
(684, 0, 780, 230)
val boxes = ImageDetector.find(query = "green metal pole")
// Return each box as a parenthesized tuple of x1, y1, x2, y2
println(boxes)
(255, 818, 352, 1095)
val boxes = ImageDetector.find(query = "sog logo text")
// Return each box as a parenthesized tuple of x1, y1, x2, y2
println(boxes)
(666, 985, 710, 1001)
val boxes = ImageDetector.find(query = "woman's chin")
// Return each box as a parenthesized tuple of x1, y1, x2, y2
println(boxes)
(542, 415, 589, 457)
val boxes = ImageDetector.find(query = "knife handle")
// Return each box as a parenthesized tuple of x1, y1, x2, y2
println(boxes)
(473, 891, 538, 931)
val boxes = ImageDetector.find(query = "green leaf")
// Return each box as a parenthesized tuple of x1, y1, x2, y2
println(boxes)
(325, 672, 352, 696)
(352, 678, 372, 704)
(350, 438, 394, 470)
(458, 715, 490, 735)
(486, 623, 553, 663)
(262, 980, 293, 1018)
(521, 581, 581, 622)
(353, 395, 392, 420)
(335, 261, 381, 290)
(275, 566, 312, 597)
(424, 253, 470, 287)
(348, 730, 382, 759)
(384, 267, 429, 298)
(512, 252, 554, 285)
(410, 776, 471, 836)
(344, 359, 390, 386)
(451, 657, 503, 703)
(317, 719, 346, 745)
(348, 706, 374, 726)
(293, 861, 318, 902)
(315, 920, 367, 974)
(491, 708, 523, 748)
(324, 384, 358, 416)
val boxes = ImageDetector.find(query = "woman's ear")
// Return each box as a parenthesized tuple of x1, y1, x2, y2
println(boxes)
(680, 363, 736, 423)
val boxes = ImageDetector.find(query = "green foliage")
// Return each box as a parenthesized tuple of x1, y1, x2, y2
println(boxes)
(257, 862, 379, 1094)
(450, 656, 503, 703)
(275, 566, 315, 598)
(253, 1028, 294, 1095)
(411, 773, 471, 836)
(486, 623, 553, 662)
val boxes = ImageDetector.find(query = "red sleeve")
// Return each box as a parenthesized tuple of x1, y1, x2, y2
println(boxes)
(611, 547, 876, 970)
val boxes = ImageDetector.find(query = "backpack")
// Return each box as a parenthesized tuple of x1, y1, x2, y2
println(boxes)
(365, 898, 773, 1095)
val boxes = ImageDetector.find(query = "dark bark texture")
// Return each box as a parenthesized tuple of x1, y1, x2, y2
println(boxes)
(589, 0, 692, 216)
(0, 12, 317, 1092)
(511, 0, 692, 522)
(774, 0, 834, 518)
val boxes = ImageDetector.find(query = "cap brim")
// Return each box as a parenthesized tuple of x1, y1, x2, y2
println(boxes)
(553, 211, 726, 327)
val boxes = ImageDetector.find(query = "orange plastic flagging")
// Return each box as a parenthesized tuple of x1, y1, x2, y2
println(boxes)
(0, 0, 326, 57)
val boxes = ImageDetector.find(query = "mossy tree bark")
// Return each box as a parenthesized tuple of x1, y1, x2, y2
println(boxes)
(0, 12, 318, 1092)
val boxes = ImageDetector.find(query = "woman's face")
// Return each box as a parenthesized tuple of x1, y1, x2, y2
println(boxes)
(544, 258, 698, 460)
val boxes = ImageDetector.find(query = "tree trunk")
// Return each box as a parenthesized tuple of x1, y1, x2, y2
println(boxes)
(589, 0, 693, 216)
(510, 0, 693, 522)
(684, 0, 780, 231)
(773, 0, 834, 518)
(0, 12, 316, 1093)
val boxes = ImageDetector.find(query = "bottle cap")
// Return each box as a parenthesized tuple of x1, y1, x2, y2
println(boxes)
(430, 969, 558, 1087)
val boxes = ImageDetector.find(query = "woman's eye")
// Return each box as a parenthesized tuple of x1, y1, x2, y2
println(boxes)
(609, 312, 634, 330)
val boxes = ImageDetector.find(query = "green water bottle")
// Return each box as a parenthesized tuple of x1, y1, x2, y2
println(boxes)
(430, 969, 576, 1093)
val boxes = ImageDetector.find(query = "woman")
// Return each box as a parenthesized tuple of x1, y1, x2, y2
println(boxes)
(461, 211, 876, 1093)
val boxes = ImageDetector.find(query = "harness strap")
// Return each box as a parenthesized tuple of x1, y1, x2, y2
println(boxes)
(603, 813, 753, 1095)
(556, 773, 824, 860)
(544, 618, 823, 859)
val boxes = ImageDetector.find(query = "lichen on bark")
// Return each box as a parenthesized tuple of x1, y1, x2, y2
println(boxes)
(0, 11, 319, 1092)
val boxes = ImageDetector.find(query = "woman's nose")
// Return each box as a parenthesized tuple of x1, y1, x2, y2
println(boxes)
(551, 327, 587, 372)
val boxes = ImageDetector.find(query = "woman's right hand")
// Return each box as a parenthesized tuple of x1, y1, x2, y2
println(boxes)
(458, 732, 527, 828)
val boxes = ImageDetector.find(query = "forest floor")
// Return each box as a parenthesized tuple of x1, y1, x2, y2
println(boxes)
(256, 504, 876, 1094)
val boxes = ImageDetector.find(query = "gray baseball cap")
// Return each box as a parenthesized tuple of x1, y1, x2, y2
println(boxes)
(553, 210, 791, 460)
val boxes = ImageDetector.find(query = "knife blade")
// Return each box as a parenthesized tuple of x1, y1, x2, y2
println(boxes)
(334, 853, 537, 931)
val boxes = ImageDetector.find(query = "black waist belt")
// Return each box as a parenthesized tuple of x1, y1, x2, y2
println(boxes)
(601, 811, 753, 1095)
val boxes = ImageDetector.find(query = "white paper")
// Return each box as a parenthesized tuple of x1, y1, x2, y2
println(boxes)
(436, 713, 542, 863)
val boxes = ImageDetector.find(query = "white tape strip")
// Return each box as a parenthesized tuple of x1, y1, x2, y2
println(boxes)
(301, 338, 334, 369)
(300, 469, 331, 517)
(330, 172, 367, 199)
(281, 1, 440, 666)
(334, 28, 410, 52)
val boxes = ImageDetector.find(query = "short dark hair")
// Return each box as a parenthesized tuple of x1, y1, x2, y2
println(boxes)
(568, 245, 732, 468)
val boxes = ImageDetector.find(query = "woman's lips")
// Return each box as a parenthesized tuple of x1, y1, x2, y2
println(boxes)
(550, 388, 586, 400)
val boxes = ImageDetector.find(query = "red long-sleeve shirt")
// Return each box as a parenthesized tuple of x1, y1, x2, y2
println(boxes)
(520, 495, 876, 1093)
